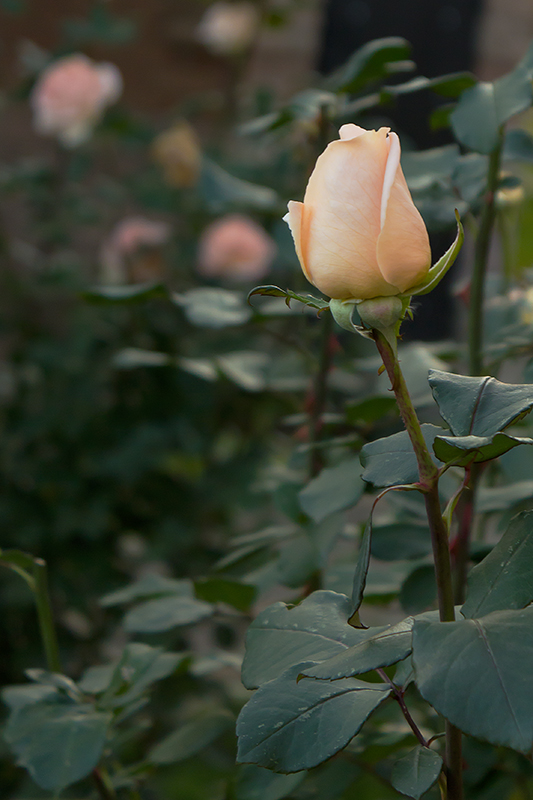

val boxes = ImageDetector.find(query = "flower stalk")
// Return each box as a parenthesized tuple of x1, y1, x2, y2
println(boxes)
(372, 328, 462, 800)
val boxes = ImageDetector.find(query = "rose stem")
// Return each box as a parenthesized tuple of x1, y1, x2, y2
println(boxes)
(373, 329, 463, 800)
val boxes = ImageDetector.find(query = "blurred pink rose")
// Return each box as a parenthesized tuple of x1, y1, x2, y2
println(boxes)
(198, 215, 276, 281)
(31, 54, 122, 147)
(196, 1, 260, 56)
(101, 217, 171, 285)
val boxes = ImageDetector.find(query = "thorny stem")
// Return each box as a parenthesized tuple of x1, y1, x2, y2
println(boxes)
(376, 668, 428, 747)
(468, 127, 505, 377)
(373, 329, 463, 800)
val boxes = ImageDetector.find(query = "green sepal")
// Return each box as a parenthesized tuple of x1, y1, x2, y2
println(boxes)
(329, 298, 361, 334)
(404, 210, 464, 297)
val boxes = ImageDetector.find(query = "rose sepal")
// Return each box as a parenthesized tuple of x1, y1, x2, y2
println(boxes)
(401, 210, 464, 298)
(330, 295, 410, 355)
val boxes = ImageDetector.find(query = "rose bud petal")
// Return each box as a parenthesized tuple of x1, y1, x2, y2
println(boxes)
(284, 124, 431, 300)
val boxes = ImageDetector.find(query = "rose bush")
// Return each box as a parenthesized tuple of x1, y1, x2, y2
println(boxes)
(284, 123, 431, 300)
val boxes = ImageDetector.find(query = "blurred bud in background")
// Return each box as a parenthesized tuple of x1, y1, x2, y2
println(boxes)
(197, 214, 276, 282)
(196, 1, 260, 56)
(30, 53, 122, 148)
(151, 121, 202, 188)
(100, 217, 171, 285)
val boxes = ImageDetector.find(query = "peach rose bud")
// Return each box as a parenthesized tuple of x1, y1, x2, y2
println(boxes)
(151, 121, 202, 188)
(197, 215, 276, 282)
(196, 1, 260, 56)
(31, 54, 122, 147)
(100, 217, 170, 285)
(284, 124, 431, 301)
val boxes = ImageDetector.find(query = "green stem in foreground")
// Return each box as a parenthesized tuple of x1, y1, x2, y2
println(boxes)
(33, 558, 61, 674)
(373, 329, 463, 800)
(468, 127, 505, 376)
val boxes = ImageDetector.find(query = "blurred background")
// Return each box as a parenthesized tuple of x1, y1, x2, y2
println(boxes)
(1, 1, 533, 798)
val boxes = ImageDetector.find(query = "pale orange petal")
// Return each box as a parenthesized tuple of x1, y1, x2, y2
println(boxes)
(302, 128, 398, 299)
(376, 164, 431, 292)
(284, 201, 313, 284)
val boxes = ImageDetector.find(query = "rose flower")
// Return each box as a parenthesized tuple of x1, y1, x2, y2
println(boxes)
(31, 54, 122, 147)
(284, 124, 431, 300)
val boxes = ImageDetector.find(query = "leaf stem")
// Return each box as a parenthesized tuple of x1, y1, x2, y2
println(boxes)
(468, 128, 504, 377)
(33, 558, 61, 674)
(376, 668, 428, 747)
(92, 767, 117, 800)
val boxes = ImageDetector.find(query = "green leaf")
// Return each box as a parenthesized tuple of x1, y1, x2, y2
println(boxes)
(216, 351, 269, 391)
(476, 480, 533, 513)
(100, 575, 192, 607)
(248, 284, 329, 312)
(433, 431, 533, 467)
(82, 282, 166, 303)
(235, 764, 307, 800)
(402, 144, 460, 191)
(428, 370, 533, 436)
(241, 591, 386, 689)
(383, 72, 476, 100)
(345, 396, 397, 425)
(4, 697, 110, 791)
(504, 129, 533, 163)
(194, 578, 256, 612)
(99, 643, 187, 708)
(124, 594, 213, 633)
(350, 522, 372, 619)
(412, 607, 533, 752)
(400, 565, 436, 615)
(148, 709, 234, 764)
(236, 663, 390, 772)
(301, 617, 414, 680)
(298, 458, 364, 523)
(451, 42, 533, 153)
(327, 37, 411, 94)
(173, 288, 252, 328)
(361, 424, 442, 487)
(200, 159, 280, 212)
(371, 523, 432, 561)
(462, 511, 533, 618)
(391, 746, 443, 799)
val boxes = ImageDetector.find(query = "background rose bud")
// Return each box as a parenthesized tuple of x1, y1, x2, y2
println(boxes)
(284, 124, 431, 300)
(151, 121, 202, 188)
(31, 54, 122, 147)
(196, 1, 260, 56)
(197, 214, 276, 282)
(100, 217, 171, 285)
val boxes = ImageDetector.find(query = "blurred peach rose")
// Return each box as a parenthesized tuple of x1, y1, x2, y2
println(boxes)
(284, 124, 431, 300)
(151, 121, 201, 188)
(31, 54, 122, 147)
(100, 217, 171, 285)
(196, 1, 260, 56)
(198, 215, 275, 281)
